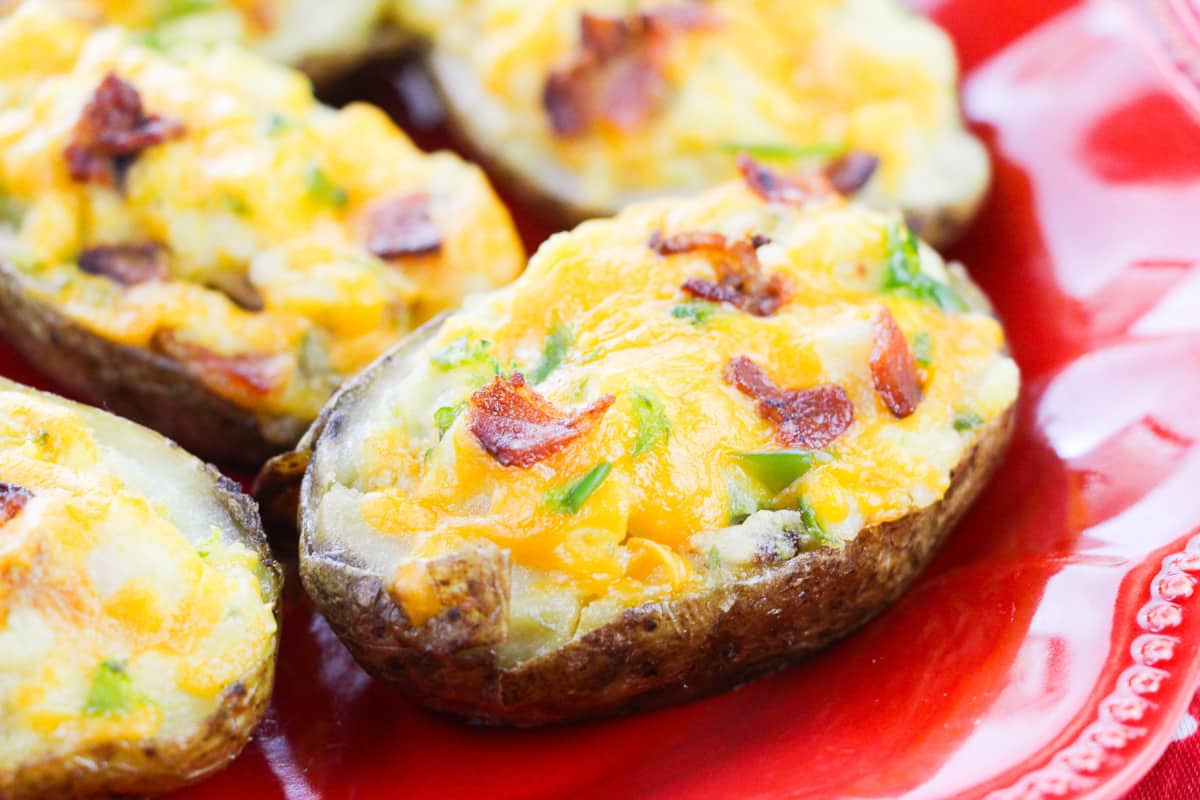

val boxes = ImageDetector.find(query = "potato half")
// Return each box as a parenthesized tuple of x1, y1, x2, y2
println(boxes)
(399, 0, 991, 248)
(0, 377, 281, 797)
(0, 3, 524, 465)
(264, 173, 1019, 725)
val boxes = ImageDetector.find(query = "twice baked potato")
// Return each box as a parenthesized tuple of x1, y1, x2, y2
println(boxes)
(264, 165, 1019, 725)
(397, 0, 991, 247)
(0, 377, 281, 797)
(13, 0, 411, 80)
(0, 3, 524, 465)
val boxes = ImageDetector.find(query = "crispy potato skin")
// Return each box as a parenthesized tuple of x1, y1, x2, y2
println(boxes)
(288, 317, 1016, 727)
(0, 455, 283, 798)
(0, 261, 307, 467)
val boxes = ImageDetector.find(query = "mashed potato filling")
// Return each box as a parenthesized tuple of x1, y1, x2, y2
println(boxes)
(0, 383, 276, 772)
(0, 3, 523, 420)
(401, 0, 989, 219)
(323, 180, 1018, 660)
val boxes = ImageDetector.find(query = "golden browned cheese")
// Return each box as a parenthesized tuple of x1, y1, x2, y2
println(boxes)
(0, 2, 524, 422)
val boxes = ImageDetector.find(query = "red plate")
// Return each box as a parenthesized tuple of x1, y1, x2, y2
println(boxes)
(6, 0, 1200, 797)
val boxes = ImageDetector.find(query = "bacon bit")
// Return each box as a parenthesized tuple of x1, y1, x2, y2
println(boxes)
(543, 5, 719, 137)
(153, 330, 285, 408)
(651, 229, 790, 317)
(724, 355, 854, 449)
(77, 242, 167, 286)
(0, 482, 32, 525)
(468, 373, 615, 468)
(869, 307, 923, 418)
(737, 154, 834, 206)
(64, 73, 185, 187)
(363, 192, 442, 260)
(825, 151, 880, 195)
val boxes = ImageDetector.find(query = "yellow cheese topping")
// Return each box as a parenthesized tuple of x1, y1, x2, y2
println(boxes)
(337, 180, 1018, 644)
(0, 385, 276, 770)
(400, 0, 987, 216)
(0, 2, 523, 420)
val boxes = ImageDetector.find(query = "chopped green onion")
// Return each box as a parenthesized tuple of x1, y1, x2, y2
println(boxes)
(881, 222, 966, 312)
(670, 301, 718, 326)
(84, 660, 135, 716)
(434, 404, 464, 438)
(431, 336, 492, 370)
(531, 323, 572, 384)
(546, 462, 612, 515)
(580, 347, 607, 365)
(719, 141, 846, 162)
(305, 163, 348, 209)
(724, 469, 762, 523)
(734, 450, 818, 495)
(912, 331, 933, 367)
(156, 0, 216, 22)
(953, 410, 984, 432)
(196, 526, 222, 558)
(629, 389, 670, 458)
(798, 500, 838, 549)
(707, 546, 721, 570)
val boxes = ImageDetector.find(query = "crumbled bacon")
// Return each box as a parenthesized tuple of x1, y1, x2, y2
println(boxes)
(64, 73, 185, 187)
(363, 192, 442, 260)
(543, 5, 718, 137)
(468, 373, 615, 468)
(737, 154, 834, 206)
(153, 331, 285, 408)
(724, 355, 854, 449)
(77, 242, 167, 286)
(0, 482, 32, 525)
(825, 151, 880, 196)
(651, 229, 790, 317)
(869, 307, 923, 418)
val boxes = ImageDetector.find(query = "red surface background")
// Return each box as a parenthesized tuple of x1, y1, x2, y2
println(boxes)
(4, 0, 1200, 797)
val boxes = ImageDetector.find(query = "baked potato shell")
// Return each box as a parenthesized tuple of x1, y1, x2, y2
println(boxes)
(270, 316, 1016, 726)
(0, 259, 309, 468)
(0, 378, 283, 799)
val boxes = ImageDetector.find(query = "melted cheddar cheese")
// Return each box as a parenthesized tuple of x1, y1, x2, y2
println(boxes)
(322, 180, 1018, 662)
(0, 382, 276, 771)
(401, 0, 988, 218)
(0, 3, 523, 421)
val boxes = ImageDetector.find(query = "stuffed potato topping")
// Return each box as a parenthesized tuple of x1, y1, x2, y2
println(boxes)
(0, 3, 524, 464)
(398, 0, 990, 246)
(0, 378, 281, 797)
(10, 0, 410, 79)
(270, 163, 1019, 725)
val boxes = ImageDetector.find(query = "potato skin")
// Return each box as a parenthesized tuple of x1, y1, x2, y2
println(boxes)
(0, 261, 308, 467)
(0, 449, 283, 798)
(293, 317, 1016, 726)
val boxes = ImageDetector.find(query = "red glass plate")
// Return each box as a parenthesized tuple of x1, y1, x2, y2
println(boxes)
(5, 0, 1200, 797)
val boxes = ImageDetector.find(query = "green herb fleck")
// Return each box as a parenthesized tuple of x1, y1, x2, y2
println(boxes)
(707, 546, 721, 571)
(629, 389, 670, 458)
(881, 222, 966, 312)
(434, 404, 464, 438)
(580, 347, 607, 365)
(734, 450, 818, 495)
(305, 163, 348, 209)
(953, 410, 984, 432)
(719, 141, 845, 162)
(197, 526, 222, 558)
(264, 113, 292, 136)
(670, 301, 718, 326)
(30, 429, 48, 447)
(84, 660, 135, 716)
(156, 0, 216, 22)
(135, 30, 169, 52)
(222, 194, 250, 217)
(724, 469, 762, 523)
(912, 331, 933, 367)
(530, 323, 572, 384)
(797, 500, 837, 549)
(431, 336, 492, 370)
(546, 462, 612, 515)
